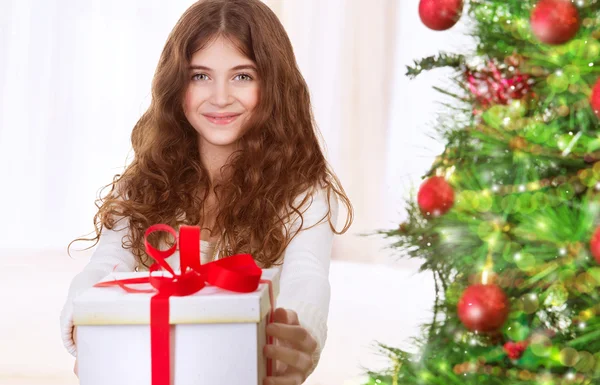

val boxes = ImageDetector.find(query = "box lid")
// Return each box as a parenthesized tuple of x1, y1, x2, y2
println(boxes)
(73, 267, 281, 326)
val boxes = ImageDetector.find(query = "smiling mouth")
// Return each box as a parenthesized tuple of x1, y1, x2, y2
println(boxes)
(203, 114, 241, 125)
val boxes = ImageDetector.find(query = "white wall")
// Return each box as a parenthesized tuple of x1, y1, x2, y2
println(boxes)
(0, 0, 198, 250)
(384, 1, 474, 234)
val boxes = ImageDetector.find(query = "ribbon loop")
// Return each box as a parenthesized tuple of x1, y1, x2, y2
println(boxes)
(199, 254, 262, 292)
(144, 224, 179, 275)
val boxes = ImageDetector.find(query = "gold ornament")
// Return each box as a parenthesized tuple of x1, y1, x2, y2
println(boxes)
(557, 105, 570, 117)
(509, 136, 528, 150)
(560, 347, 579, 367)
(521, 293, 540, 314)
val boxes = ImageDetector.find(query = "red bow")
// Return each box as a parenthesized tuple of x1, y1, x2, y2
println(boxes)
(94, 224, 274, 385)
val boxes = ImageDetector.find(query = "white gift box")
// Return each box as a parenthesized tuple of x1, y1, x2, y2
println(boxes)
(73, 267, 281, 385)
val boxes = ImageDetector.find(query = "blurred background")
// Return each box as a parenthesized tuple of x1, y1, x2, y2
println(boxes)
(0, 0, 474, 383)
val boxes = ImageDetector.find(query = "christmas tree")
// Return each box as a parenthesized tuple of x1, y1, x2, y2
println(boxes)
(364, 0, 600, 384)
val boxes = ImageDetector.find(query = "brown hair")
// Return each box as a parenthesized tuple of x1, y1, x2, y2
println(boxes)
(68, 0, 353, 268)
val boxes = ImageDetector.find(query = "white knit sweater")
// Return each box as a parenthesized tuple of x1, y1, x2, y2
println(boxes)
(59, 187, 338, 375)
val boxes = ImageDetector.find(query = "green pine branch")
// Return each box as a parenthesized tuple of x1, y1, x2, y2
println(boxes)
(405, 53, 467, 79)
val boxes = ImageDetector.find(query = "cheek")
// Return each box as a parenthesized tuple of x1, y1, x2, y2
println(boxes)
(183, 87, 194, 114)
(243, 87, 260, 111)
(183, 86, 204, 113)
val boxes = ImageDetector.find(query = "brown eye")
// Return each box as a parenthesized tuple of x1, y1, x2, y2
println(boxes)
(235, 73, 253, 81)
(192, 73, 209, 81)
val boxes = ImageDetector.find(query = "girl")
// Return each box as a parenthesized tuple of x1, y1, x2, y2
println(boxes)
(59, 0, 353, 384)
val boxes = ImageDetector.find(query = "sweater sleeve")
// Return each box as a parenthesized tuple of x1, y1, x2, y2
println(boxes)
(59, 216, 138, 357)
(275, 186, 339, 377)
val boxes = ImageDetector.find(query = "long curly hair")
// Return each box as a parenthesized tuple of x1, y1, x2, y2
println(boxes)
(69, 0, 353, 269)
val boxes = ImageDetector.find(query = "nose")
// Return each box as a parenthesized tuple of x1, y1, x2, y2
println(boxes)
(209, 81, 233, 107)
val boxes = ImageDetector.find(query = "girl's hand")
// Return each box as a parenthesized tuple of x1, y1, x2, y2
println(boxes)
(263, 308, 317, 385)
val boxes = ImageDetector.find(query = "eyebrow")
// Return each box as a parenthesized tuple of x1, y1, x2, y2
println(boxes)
(188, 64, 258, 72)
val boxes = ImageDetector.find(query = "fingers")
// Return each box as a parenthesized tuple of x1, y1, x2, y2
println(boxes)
(263, 373, 304, 385)
(285, 309, 299, 325)
(271, 308, 287, 324)
(266, 308, 313, 383)
(271, 308, 291, 325)
(264, 343, 313, 375)
(266, 323, 317, 353)
(272, 308, 300, 326)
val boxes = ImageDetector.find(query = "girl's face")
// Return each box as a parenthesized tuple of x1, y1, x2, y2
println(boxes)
(183, 36, 259, 150)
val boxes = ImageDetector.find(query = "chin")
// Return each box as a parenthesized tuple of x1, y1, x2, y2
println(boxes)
(199, 129, 244, 148)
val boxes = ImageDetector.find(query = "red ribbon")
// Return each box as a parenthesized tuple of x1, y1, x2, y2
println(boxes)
(93, 224, 275, 385)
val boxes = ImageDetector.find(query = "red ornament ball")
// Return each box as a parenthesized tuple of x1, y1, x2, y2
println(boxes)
(503, 340, 528, 360)
(530, 0, 580, 45)
(417, 176, 455, 216)
(457, 284, 510, 333)
(590, 226, 600, 264)
(590, 78, 600, 119)
(418, 0, 464, 31)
